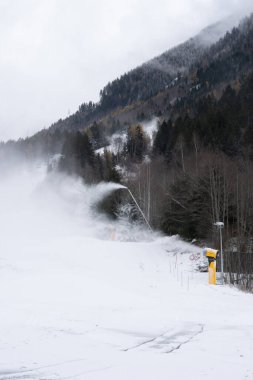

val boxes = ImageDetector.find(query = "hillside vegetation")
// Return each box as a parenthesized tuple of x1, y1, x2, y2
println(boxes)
(1, 13, 253, 289)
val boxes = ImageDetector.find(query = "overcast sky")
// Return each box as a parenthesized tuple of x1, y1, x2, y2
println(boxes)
(0, 0, 252, 141)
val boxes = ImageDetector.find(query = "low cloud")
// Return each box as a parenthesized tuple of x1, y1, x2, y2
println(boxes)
(0, 0, 252, 141)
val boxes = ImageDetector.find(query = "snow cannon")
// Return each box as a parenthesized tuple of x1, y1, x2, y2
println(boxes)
(203, 248, 218, 285)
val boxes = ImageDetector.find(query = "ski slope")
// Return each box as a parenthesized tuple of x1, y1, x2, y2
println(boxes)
(0, 165, 253, 380)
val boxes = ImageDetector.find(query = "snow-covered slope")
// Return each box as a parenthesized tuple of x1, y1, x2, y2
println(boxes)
(0, 166, 252, 380)
(95, 118, 158, 157)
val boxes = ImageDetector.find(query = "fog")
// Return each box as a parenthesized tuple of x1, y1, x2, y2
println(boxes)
(0, 162, 154, 255)
(0, 0, 252, 141)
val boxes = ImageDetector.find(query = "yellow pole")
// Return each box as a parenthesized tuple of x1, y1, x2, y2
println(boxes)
(208, 261, 216, 285)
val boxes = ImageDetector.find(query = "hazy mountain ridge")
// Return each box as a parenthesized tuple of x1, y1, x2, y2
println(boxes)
(1, 12, 253, 158)
(1, 13, 253, 282)
(43, 14, 248, 135)
(146, 13, 242, 74)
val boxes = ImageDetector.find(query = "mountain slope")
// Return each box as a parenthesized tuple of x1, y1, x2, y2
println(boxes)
(2, 14, 253, 173)
(1, 13, 253, 292)
(0, 167, 253, 379)
(48, 14, 244, 134)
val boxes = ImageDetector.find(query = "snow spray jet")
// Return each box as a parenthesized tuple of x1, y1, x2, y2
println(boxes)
(120, 185, 152, 231)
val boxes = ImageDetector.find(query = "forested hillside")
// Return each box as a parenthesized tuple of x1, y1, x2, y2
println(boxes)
(28, 15, 242, 135)
(2, 4, 253, 378)
(1, 13, 253, 288)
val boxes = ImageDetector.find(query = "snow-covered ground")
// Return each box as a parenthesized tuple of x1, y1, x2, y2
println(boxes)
(0, 165, 253, 380)
(95, 133, 127, 156)
(95, 118, 158, 157)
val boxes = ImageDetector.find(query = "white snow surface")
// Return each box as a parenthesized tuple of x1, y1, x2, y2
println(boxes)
(95, 133, 127, 156)
(0, 165, 253, 380)
(95, 118, 158, 157)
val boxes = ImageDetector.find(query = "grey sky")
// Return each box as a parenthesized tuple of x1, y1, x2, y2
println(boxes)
(0, 0, 252, 141)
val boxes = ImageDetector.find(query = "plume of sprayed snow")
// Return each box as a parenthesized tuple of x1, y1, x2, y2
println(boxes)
(0, 164, 154, 250)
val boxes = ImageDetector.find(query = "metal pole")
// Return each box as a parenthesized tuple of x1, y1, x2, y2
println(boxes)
(214, 222, 224, 285)
(220, 227, 224, 284)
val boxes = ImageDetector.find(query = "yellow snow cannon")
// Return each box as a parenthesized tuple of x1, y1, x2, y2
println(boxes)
(203, 248, 218, 285)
